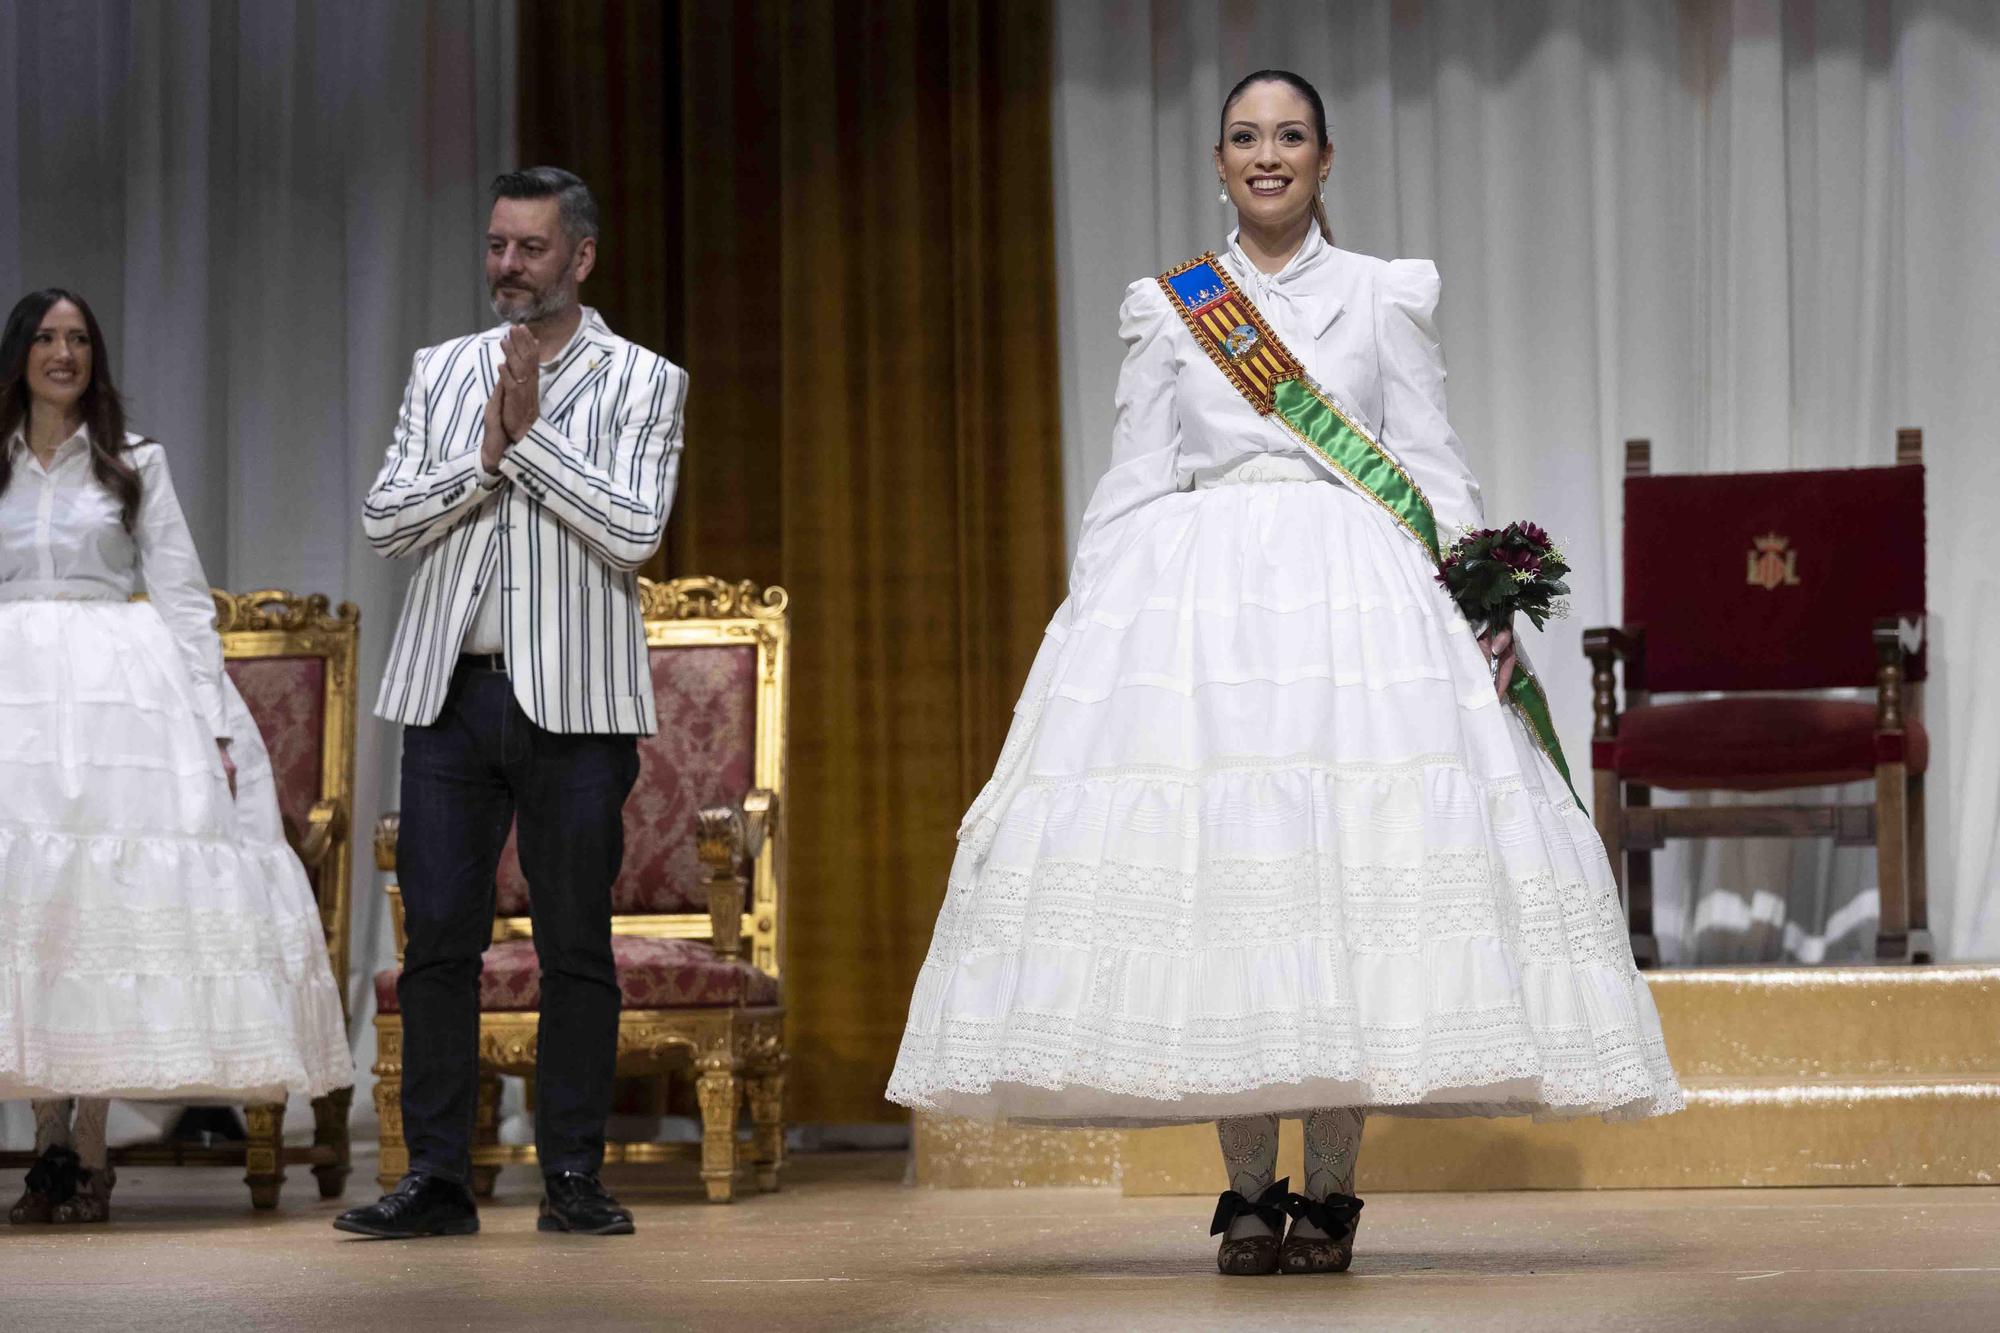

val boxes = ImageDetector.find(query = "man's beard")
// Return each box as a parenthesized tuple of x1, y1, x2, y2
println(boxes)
(490, 277, 576, 325)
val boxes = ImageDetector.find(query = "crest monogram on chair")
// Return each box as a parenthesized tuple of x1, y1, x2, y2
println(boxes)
(1746, 533, 1800, 591)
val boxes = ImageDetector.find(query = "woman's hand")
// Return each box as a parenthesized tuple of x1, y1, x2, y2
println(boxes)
(217, 739, 237, 799)
(1477, 626, 1517, 700)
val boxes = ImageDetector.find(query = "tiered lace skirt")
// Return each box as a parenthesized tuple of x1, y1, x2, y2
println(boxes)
(888, 464, 1681, 1126)
(0, 597, 353, 1101)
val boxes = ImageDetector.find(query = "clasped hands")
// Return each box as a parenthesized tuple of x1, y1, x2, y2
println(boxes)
(479, 325, 542, 473)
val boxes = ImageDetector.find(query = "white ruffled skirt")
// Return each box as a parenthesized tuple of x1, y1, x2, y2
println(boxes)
(0, 597, 353, 1102)
(888, 462, 1681, 1126)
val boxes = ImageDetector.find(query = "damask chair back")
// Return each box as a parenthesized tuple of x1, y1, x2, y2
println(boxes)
(490, 576, 789, 979)
(215, 588, 362, 1002)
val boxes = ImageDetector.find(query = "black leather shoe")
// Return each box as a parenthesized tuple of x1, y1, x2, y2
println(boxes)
(333, 1174, 479, 1239)
(538, 1172, 635, 1235)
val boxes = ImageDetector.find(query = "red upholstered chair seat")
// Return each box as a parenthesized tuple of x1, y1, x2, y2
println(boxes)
(1611, 698, 1929, 792)
(376, 936, 780, 1014)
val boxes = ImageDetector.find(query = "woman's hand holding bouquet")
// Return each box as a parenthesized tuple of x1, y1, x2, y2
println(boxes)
(1435, 523, 1571, 699)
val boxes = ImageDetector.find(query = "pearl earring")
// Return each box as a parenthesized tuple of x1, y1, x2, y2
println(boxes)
(1218, 185, 1228, 204)
(1319, 178, 1327, 203)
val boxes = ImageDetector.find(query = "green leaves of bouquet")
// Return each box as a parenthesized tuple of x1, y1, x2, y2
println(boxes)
(1435, 522, 1572, 638)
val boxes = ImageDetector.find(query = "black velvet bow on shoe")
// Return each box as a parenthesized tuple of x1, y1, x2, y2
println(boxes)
(1282, 1190, 1364, 1236)
(1209, 1177, 1291, 1236)
(24, 1146, 81, 1205)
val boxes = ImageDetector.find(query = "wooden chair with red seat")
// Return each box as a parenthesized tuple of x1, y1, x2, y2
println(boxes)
(370, 577, 789, 1203)
(1585, 431, 1930, 967)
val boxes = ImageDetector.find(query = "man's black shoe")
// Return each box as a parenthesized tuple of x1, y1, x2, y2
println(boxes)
(538, 1172, 635, 1235)
(332, 1174, 479, 1239)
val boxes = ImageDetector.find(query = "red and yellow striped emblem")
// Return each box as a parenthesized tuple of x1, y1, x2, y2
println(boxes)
(1159, 254, 1304, 414)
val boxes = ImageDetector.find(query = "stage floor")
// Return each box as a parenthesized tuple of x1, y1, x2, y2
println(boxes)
(3, 1153, 1996, 1330)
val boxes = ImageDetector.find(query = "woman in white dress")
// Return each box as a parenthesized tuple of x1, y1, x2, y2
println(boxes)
(887, 71, 1680, 1275)
(0, 289, 352, 1223)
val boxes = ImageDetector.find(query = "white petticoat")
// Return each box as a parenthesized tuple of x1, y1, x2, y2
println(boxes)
(0, 599, 354, 1102)
(888, 465, 1682, 1126)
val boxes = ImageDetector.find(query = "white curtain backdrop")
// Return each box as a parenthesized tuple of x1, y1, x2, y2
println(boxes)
(1052, 0, 2000, 962)
(0, 0, 514, 1144)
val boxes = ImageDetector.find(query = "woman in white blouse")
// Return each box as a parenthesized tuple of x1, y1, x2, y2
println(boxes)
(0, 289, 351, 1224)
(888, 72, 1679, 1275)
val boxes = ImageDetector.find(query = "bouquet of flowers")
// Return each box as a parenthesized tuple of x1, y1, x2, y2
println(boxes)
(1436, 522, 1571, 639)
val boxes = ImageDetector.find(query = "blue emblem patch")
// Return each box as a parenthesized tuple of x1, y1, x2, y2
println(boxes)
(1165, 262, 1227, 311)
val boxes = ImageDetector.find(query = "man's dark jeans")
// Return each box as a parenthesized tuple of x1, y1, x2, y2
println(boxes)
(395, 660, 639, 1183)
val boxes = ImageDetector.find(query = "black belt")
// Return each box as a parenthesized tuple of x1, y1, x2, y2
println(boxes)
(459, 652, 507, 672)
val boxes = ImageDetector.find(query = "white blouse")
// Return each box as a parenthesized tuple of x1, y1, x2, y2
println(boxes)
(1069, 226, 1487, 603)
(0, 428, 228, 736)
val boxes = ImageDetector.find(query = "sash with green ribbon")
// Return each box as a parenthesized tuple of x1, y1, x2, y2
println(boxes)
(1157, 252, 1578, 803)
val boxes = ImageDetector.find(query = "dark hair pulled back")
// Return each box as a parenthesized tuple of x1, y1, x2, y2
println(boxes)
(1218, 69, 1334, 244)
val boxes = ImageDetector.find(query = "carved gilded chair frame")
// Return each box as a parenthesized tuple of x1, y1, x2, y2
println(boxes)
(372, 577, 789, 1203)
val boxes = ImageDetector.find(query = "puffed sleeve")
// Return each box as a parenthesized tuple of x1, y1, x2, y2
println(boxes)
(1066, 278, 1183, 606)
(1376, 258, 1485, 548)
(132, 445, 229, 738)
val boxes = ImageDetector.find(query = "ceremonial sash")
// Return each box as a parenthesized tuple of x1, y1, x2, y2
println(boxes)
(1157, 253, 1578, 802)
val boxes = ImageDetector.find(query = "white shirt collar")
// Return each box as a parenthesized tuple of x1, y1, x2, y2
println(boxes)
(7, 422, 90, 466)
(1225, 223, 1328, 293)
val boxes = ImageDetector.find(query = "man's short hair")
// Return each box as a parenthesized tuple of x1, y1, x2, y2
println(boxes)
(491, 166, 600, 245)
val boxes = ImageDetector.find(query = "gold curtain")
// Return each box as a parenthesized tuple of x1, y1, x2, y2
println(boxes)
(520, 0, 1065, 1123)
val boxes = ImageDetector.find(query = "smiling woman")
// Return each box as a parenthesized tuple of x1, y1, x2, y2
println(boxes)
(1216, 69, 1335, 270)
(0, 292, 139, 533)
(887, 65, 1680, 1281)
(0, 287, 353, 1225)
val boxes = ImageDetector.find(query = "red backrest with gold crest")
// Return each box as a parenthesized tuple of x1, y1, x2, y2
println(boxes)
(1623, 460, 1925, 692)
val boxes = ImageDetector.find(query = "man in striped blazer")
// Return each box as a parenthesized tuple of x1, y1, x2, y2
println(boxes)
(337, 167, 685, 1241)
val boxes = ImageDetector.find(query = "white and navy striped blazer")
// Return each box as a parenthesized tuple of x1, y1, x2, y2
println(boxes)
(364, 308, 685, 734)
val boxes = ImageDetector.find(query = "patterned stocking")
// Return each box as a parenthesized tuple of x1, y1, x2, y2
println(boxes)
(1215, 1114, 1281, 1240)
(31, 1099, 74, 1154)
(70, 1099, 111, 1172)
(1293, 1106, 1364, 1239)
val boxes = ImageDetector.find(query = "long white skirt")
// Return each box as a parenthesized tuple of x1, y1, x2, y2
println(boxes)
(888, 469, 1682, 1126)
(0, 599, 353, 1102)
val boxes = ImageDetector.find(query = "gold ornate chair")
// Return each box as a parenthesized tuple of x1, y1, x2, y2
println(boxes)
(370, 577, 789, 1203)
(0, 589, 362, 1208)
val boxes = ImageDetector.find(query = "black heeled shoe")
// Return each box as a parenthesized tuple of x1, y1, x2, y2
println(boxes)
(1210, 1177, 1289, 1276)
(1278, 1190, 1364, 1274)
(9, 1146, 80, 1225)
(51, 1165, 115, 1224)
